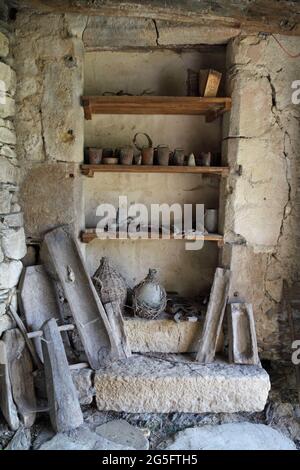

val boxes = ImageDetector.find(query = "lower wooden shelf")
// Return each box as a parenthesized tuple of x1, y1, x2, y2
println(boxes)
(80, 229, 224, 247)
(81, 164, 229, 177)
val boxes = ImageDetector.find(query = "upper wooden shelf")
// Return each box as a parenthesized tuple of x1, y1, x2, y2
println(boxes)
(81, 96, 231, 122)
(81, 164, 229, 177)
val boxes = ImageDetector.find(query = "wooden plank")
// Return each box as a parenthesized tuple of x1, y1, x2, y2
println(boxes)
(3, 329, 36, 428)
(81, 96, 231, 119)
(42, 318, 83, 432)
(81, 164, 229, 177)
(40, 226, 113, 370)
(19, 265, 60, 362)
(227, 303, 259, 365)
(0, 340, 19, 431)
(20, 1, 300, 36)
(80, 228, 224, 245)
(196, 267, 231, 363)
(104, 301, 131, 360)
(199, 69, 222, 97)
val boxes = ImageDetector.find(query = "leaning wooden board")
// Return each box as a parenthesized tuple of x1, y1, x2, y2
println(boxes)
(196, 267, 231, 363)
(2, 329, 36, 428)
(40, 226, 113, 369)
(18, 265, 60, 362)
(0, 340, 19, 431)
(228, 303, 259, 365)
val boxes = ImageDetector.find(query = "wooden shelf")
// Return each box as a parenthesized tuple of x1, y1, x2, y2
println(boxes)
(81, 96, 231, 122)
(80, 229, 224, 247)
(81, 164, 229, 177)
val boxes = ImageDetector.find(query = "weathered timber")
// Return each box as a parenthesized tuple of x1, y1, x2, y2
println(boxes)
(104, 301, 131, 360)
(8, 305, 41, 369)
(3, 329, 36, 428)
(19, 265, 60, 362)
(81, 96, 231, 122)
(0, 340, 19, 431)
(40, 226, 113, 369)
(80, 164, 230, 177)
(199, 70, 222, 97)
(14, 1, 300, 36)
(42, 318, 83, 432)
(196, 268, 231, 363)
(228, 303, 259, 365)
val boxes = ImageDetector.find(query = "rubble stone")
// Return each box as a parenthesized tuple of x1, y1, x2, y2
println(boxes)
(2, 227, 26, 260)
(0, 32, 9, 58)
(0, 62, 16, 95)
(0, 260, 22, 289)
(166, 422, 296, 450)
(95, 419, 149, 450)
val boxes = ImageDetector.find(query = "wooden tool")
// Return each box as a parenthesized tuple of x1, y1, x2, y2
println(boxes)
(196, 268, 231, 363)
(228, 303, 259, 365)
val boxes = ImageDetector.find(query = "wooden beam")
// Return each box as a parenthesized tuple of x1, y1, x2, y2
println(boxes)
(14, 0, 300, 36)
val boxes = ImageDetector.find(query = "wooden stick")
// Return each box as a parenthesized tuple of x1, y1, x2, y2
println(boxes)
(27, 324, 75, 339)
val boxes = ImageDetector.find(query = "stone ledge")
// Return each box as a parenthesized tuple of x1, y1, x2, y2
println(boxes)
(95, 354, 270, 414)
(124, 316, 223, 353)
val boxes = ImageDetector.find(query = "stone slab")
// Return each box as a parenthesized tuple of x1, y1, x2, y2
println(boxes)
(95, 354, 270, 414)
(166, 422, 296, 450)
(124, 316, 223, 353)
(95, 420, 149, 450)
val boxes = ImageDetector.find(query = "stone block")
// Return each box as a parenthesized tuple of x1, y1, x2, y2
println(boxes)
(40, 40, 84, 163)
(0, 260, 23, 289)
(166, 422, 296, 450)
(0, 187, 11, 214)
(0, 32, 9, 58)
(0, 212, 23, 229)
(83, 17, 156, 49)
(0, 157, 18, 184)
(95, 420, 149, 450)
(0, 144, 16, 159)
(0, 125, 16, 146)
(227, 74, 274, 138)
(157, 21, 239, 46)
(71, 368, 94, 406)
(95, 354, 270, 413)
(0, 62, 16, 95)
(19, 162, 83, 239)
(124, 316, 223, 353)
(0, 96, 15, 119)
(2, 227, 26, 260)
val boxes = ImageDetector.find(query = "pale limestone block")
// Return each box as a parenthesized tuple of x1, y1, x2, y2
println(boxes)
(2, 227, 26, 260)
(0, 260, 23, 289)
(95, 354, 270, 413)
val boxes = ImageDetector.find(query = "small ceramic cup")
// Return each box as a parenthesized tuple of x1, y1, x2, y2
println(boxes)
(88, 148, 103, 164)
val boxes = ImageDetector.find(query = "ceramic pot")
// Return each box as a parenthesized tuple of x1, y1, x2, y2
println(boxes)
(157, 145, 170, 166)
(88, 148, 102, 164)
(173, 148, 185, 166)
(120, 146, 134, 165)
(142, 147, 154, 165)
(204, 209, 218, 233)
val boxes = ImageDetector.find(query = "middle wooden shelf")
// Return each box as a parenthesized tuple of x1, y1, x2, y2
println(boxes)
(81, 164, 229, 177)
(80, 229, 224, 247)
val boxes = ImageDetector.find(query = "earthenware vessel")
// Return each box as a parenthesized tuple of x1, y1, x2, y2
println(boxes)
(157, 145, 170, 166)
(88, 148, 102, 164)
(173, 148, 185, 166)
(204, 209, 218, 233)
(120, 146, 134, 165)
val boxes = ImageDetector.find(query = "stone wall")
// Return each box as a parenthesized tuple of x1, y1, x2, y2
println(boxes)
(13, 11, 300, 361)
(14, 12, 85, 241)
(0, 15, 26, 337)
(222, 35, 300, 360)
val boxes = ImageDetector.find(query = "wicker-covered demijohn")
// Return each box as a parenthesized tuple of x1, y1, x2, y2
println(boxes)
(92, 257, 127, 311)
(133, 268, 167, 320)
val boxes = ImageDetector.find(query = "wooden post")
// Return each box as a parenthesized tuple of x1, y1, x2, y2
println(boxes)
(42, 318, 83, 432)
(0, 340, 19, 431)
(196, 268, 231, 363)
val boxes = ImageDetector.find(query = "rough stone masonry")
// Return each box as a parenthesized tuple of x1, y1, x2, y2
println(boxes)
(12, 10, 300, 363)
(0, 10, 26, 339)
